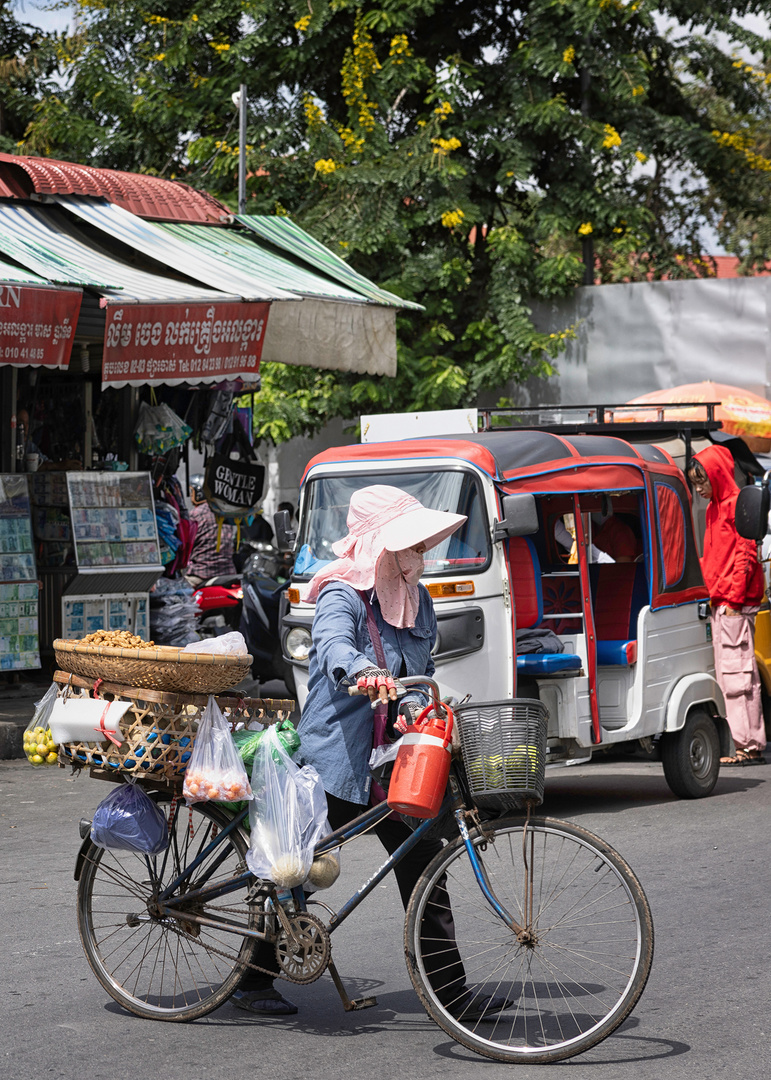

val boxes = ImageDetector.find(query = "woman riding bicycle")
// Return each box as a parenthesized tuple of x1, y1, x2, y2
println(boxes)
(233, 485, 511, 1020)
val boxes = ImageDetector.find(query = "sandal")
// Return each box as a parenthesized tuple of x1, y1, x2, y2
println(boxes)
(231, 988, 298, 1015)
(449, 991, 513, 1021)
(720, 749, 766, 767)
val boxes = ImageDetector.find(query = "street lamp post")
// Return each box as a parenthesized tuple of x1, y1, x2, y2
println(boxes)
(237, 83, 247, 215)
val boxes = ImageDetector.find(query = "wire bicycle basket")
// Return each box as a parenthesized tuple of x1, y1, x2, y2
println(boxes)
(455, 698, 549, 810)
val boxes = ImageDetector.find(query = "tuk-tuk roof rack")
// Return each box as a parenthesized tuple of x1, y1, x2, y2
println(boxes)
(477, 402, 723, 441)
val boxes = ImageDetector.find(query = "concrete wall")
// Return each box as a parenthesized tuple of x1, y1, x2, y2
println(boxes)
(532, 276, 771, 404)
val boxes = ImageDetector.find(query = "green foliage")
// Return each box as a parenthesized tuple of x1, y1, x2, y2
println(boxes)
(0, 2, 58, 151)
(12, 2, 771, 439)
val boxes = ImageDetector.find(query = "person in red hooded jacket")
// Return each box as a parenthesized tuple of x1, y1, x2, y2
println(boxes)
(688, 445, 766, 765)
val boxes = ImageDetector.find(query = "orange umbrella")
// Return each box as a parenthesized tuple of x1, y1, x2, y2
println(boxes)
(619, 382, 771, 445)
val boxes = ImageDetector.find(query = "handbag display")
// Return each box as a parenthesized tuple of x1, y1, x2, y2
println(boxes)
(203, 421, 265, 518)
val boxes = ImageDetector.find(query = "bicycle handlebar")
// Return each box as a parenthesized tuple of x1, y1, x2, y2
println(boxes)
(347, 675, 443, 709)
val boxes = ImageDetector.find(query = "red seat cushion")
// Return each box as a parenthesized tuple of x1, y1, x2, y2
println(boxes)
(507, 537, 542, 629)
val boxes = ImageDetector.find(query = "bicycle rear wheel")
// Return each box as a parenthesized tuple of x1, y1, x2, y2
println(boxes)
(405, 816, 653, 1063)
(77, 793, 258, 1021)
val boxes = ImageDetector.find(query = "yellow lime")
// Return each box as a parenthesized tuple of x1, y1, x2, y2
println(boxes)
(505, 745, 540, 772)
(45, 752, 58, 765)
(30, 754, 44, 765)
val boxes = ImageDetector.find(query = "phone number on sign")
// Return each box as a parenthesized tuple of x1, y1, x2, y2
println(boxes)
(102, 354, 260, 379)
(0, 346, 46, 360)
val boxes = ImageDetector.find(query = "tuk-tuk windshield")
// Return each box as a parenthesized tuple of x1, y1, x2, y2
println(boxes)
(294, 470, 490, 578)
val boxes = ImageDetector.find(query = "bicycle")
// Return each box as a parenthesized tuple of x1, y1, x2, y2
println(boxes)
(74, 677, 653, 1064)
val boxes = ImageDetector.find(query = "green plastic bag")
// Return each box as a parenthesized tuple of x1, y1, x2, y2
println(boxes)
(226, 719, 301, 824)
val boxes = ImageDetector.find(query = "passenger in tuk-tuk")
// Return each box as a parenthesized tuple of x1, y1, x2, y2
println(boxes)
(688, 446, 766, 766)
(592, 512, 639, 563)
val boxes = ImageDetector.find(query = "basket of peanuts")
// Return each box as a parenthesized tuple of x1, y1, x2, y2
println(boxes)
(53, 628, 252, 694)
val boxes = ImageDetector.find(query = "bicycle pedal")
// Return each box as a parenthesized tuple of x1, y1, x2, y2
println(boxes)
(346, 996, 378, 1011)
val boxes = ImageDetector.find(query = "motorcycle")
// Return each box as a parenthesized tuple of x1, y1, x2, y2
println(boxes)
(192, 540, 295, 693)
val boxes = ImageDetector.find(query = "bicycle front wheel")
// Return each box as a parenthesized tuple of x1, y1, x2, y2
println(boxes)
(405, 816, 653, 1064)
(78, 794, 258, 1021)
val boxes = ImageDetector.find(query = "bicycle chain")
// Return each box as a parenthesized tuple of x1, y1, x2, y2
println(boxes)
(159, 914, 297, 983)
(160, 898, 332, 984)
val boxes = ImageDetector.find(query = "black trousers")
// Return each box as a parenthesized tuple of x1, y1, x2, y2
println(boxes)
(240, 792, 467, 1001)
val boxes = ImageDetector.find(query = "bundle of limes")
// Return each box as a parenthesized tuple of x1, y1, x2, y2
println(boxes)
(23, 724, 58, 766)
(465, 745, 540, 790)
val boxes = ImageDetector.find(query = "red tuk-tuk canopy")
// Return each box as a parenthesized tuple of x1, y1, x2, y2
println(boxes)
(303, 430, 707, 610)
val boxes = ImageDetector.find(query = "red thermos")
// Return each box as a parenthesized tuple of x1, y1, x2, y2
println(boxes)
(387, 704, 454, 819)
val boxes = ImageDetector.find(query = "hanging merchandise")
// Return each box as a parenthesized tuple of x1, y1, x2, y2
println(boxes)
(134, 399, 192, 456)
(200, 388, 235, 445)
(154, 474, 197, 578)
(149, 577, 201, 646)
(155, 501, 181, 565)
(203, 421, 265, 519)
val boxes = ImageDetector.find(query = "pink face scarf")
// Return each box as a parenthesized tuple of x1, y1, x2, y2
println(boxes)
(374, 548, 425, 628)
(304, 486, 442, 628)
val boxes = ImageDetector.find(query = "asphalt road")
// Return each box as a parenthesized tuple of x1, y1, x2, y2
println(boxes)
(2, 752, 770, 1080)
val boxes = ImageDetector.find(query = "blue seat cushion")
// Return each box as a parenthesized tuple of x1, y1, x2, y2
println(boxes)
(517, 653, 582, 675)
(596, 640, 637, 666)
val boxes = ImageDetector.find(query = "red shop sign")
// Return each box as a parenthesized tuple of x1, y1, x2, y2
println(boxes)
(0, 285, 82, 369)
(101, 300, 270, 388)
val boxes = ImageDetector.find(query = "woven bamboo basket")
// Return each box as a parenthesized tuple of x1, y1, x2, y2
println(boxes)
(53, 638, 252, 694)
(54, 670, 294, 783)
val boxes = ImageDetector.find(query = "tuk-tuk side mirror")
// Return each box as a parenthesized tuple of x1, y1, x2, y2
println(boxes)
(274, 509, 297, 551)
(735, 482, 770, 540)
(493, 493, 539, 541)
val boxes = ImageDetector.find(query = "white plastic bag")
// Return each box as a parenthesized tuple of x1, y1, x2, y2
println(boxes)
(183, 696, 252, 804)
(183, 632, 249, 656)
(247, 724, 330, 888)
(23, 683, 60, 766)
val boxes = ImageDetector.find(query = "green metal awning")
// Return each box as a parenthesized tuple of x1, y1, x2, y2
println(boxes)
(160, 223, 368, 304)
(0, 254, 48, 284)
(235, 214, 423, 311)
(0, 207, 120, 289)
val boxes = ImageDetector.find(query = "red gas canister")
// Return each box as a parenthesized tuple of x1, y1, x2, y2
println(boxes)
(387, 704, 454, 819)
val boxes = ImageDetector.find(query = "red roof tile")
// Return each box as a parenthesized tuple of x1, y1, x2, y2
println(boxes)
(0, 153, 231, 224)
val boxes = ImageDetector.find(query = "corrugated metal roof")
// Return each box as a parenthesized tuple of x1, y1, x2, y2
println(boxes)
(0, 203, 232, 303)
(235, 214, 423, 310)
(56, 198, 301, 303)
(0, 254, 48, 285)
(0, 153, 230, 224)
(159, 222, 368, 303)
(0, 210, 120, 289)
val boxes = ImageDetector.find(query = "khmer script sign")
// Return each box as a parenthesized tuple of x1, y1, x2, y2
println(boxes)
(101, 300, 270, 388)
(0, 285, 81, 370)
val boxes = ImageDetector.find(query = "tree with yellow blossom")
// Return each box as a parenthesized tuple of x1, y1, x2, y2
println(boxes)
(17, 1, 771, 439)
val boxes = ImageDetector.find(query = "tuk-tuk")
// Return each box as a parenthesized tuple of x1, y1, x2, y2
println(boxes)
(280, 416, 730, 799)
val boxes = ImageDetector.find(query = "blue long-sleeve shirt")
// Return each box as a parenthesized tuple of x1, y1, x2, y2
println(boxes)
(297, 581, 437, 803)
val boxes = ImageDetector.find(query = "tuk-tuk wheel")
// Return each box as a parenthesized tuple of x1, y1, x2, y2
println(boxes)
(661, 708, 720, 799)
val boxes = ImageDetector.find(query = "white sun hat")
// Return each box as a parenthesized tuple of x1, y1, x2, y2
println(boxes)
(305, 485, 468, 608)
(378, 502, 467, 552)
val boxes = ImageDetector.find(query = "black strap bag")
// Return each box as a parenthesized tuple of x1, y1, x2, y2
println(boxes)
(203, 423, 265, 518)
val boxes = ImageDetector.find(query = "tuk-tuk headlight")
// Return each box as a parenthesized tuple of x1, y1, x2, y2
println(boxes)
(285, 626, 312, 662)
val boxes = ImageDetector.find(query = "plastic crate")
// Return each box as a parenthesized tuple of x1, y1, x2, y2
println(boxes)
(455, 698, 548, 810)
